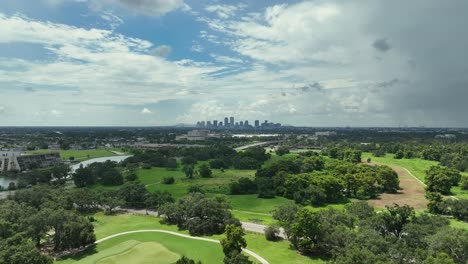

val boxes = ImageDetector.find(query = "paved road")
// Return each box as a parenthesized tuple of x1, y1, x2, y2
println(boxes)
(95, 229, 269, 264)
(125, 209, 287, 239)
(234, 141, 277, 151)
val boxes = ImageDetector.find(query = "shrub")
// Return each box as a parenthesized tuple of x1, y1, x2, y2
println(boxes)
(163, 176, 175, 184)
(264, 225, 280, 241)
(125, 173, 138, 182)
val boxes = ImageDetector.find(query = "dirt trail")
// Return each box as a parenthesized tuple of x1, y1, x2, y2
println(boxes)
(364, 160, 428, 210)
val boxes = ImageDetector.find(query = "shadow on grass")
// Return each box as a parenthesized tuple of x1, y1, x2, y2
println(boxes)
(56, 244, 98, 262)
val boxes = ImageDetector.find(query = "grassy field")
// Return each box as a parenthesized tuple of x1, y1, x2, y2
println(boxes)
(362, 152, 468, 199)
(55, 213, 323, 264)
(140, 167, 256, 199)
(362, 152, 437, 182)
(27, 149, 124, 161)
(450, 219, 468, 231)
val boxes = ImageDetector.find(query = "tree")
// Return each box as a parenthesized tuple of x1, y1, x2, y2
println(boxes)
(375, 204, 415, 238)
(183, 165, 195, 179)
(426, 166, 460, 194)
(221, 225, 247, 256)
(276, 147, 290, 156)
(100, 168, 123, 186)
(378, 166, 399, 193)
(97, 190, 123, 215)
(427, 228, 468, 264)
(145, 190, 174, 213)
(119, 183, 148, 208)
(125, 173, 138, 182)
(166, 158, 178, 169)
(198, 164, 212, 178)
(394, 150, 404, 159)
(229, 177, 257, 195)
(163, 176, 175, 184)
(425, 191, 444, 214)
(423, 253, 456, 264)
(72, 165, 95, 187)
(176, 256, 201, 264)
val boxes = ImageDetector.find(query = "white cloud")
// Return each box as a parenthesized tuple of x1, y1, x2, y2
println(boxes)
(210, 54, 243, 64)
(141, 108, 152, 114)
(205, 4, 246, 19)
(190, 44, 204, 52)
(100, 11, 124, 30)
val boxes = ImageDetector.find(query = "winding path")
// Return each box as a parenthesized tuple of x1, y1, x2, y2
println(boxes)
(95, 230, 269, 264)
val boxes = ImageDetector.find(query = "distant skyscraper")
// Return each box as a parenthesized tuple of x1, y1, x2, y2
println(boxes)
(207, 121, 212, 127)
(244, 120, 249, 126)
(254, 120, 259, 127)
(213, 120, 218, 127)
(219, 122, 223, 126)
(240, 121, 244, 126)
(224, 117, 229, 126)
(230, 117, 234, 126)
(201, 121, 206, 127)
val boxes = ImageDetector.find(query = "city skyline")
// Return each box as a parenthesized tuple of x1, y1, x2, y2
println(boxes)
(196, 116, 281, 129)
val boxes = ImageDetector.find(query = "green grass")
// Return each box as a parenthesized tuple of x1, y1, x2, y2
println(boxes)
(56, 233, 224, 264)
(362, 153, 468, 198)
(27, 149, 124, 161)
(232, 210, 276, 225)
(228, 194, 290, 214)
(362, 152, 437, 182)
(449, 219, 468, 231)
(56, 212, 323, 264)
(140, 167, 256, 199)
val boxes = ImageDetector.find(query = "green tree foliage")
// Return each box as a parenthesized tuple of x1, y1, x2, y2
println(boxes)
(162, 176, 175, 184)
(145, 190, 174, 213)
(426, 166, 461, 194)
(176, 256, 201, 264)
(427, 228, 468, 264)
(275, 146, 290, 156)
(119, 183, 148, 208)
(229, 177, 257, 195)
(97, 190, 123, 215)
(272, 201, 300, 239)
(72, 164, 95, 187)
(375, 204, 415, 238)
(394, 150, 404, 159)
(160, 193, 236, 236)
(183, 165, 194, 179)
(198, 164, 213, 178)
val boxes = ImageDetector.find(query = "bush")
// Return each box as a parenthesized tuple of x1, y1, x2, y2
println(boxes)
(125, 173, 138, 182)
(188, 185, 205, 194)
(461, 175, 468, 190)
(264, 225, 280, 241)
(163, 176, 175, 184)
(198, 164, 212, 178)
(142, 163, 152, 169)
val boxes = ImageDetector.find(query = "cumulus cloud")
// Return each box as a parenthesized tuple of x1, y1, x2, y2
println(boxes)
(205, 4, 246, 19)
(141, 108, 152, 114)
(152, 45, 171, 57)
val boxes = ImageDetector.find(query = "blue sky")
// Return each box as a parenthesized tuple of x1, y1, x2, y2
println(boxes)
(1, 0, 468, 127)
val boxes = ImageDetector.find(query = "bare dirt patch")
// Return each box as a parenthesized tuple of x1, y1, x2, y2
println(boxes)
(364, 161, 428, 210)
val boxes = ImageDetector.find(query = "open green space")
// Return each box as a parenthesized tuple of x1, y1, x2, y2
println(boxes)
(27, 149, 123, 161)
(140, 167, 256, 198)
(362, 152, 468, 199)
(450, 219, 468, 231)
(55, 213, 323, 264)
(362, 152, 437, 182)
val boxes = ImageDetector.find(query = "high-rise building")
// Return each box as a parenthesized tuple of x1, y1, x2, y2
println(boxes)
(207, 121, 212, 127)
(240, 121, 244, 126)
(213, 120, 218, 127)
(224, 117, 229, 126)
(230, 117, 234, 126)
(219, 122, 223, 126)
(254, 120, 259, 127)
(201, 121, 206, 127)
(244, 120, 249, 126)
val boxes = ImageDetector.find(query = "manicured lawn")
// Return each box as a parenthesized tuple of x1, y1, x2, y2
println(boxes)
(56, 213, 322, 264)
(27, 149, 123, 161)
(232, 210, 276, 225)
(362, 152, 437, 182)
(56, 233, 223, 264)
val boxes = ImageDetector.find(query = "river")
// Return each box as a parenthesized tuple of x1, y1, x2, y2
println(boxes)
(70, 155, 132, 172)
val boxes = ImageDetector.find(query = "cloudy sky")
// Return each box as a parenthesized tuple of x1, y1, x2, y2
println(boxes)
(0, 0, 467, 127)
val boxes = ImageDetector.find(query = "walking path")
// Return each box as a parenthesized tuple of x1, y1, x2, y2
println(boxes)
(95, 230, 269, 264)
(365, 161, 428, 210)
(124, 208, 286, 239)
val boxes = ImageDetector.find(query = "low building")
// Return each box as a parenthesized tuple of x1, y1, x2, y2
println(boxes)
(176, 130, 221, 141)
(0, 151, 62, 172)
